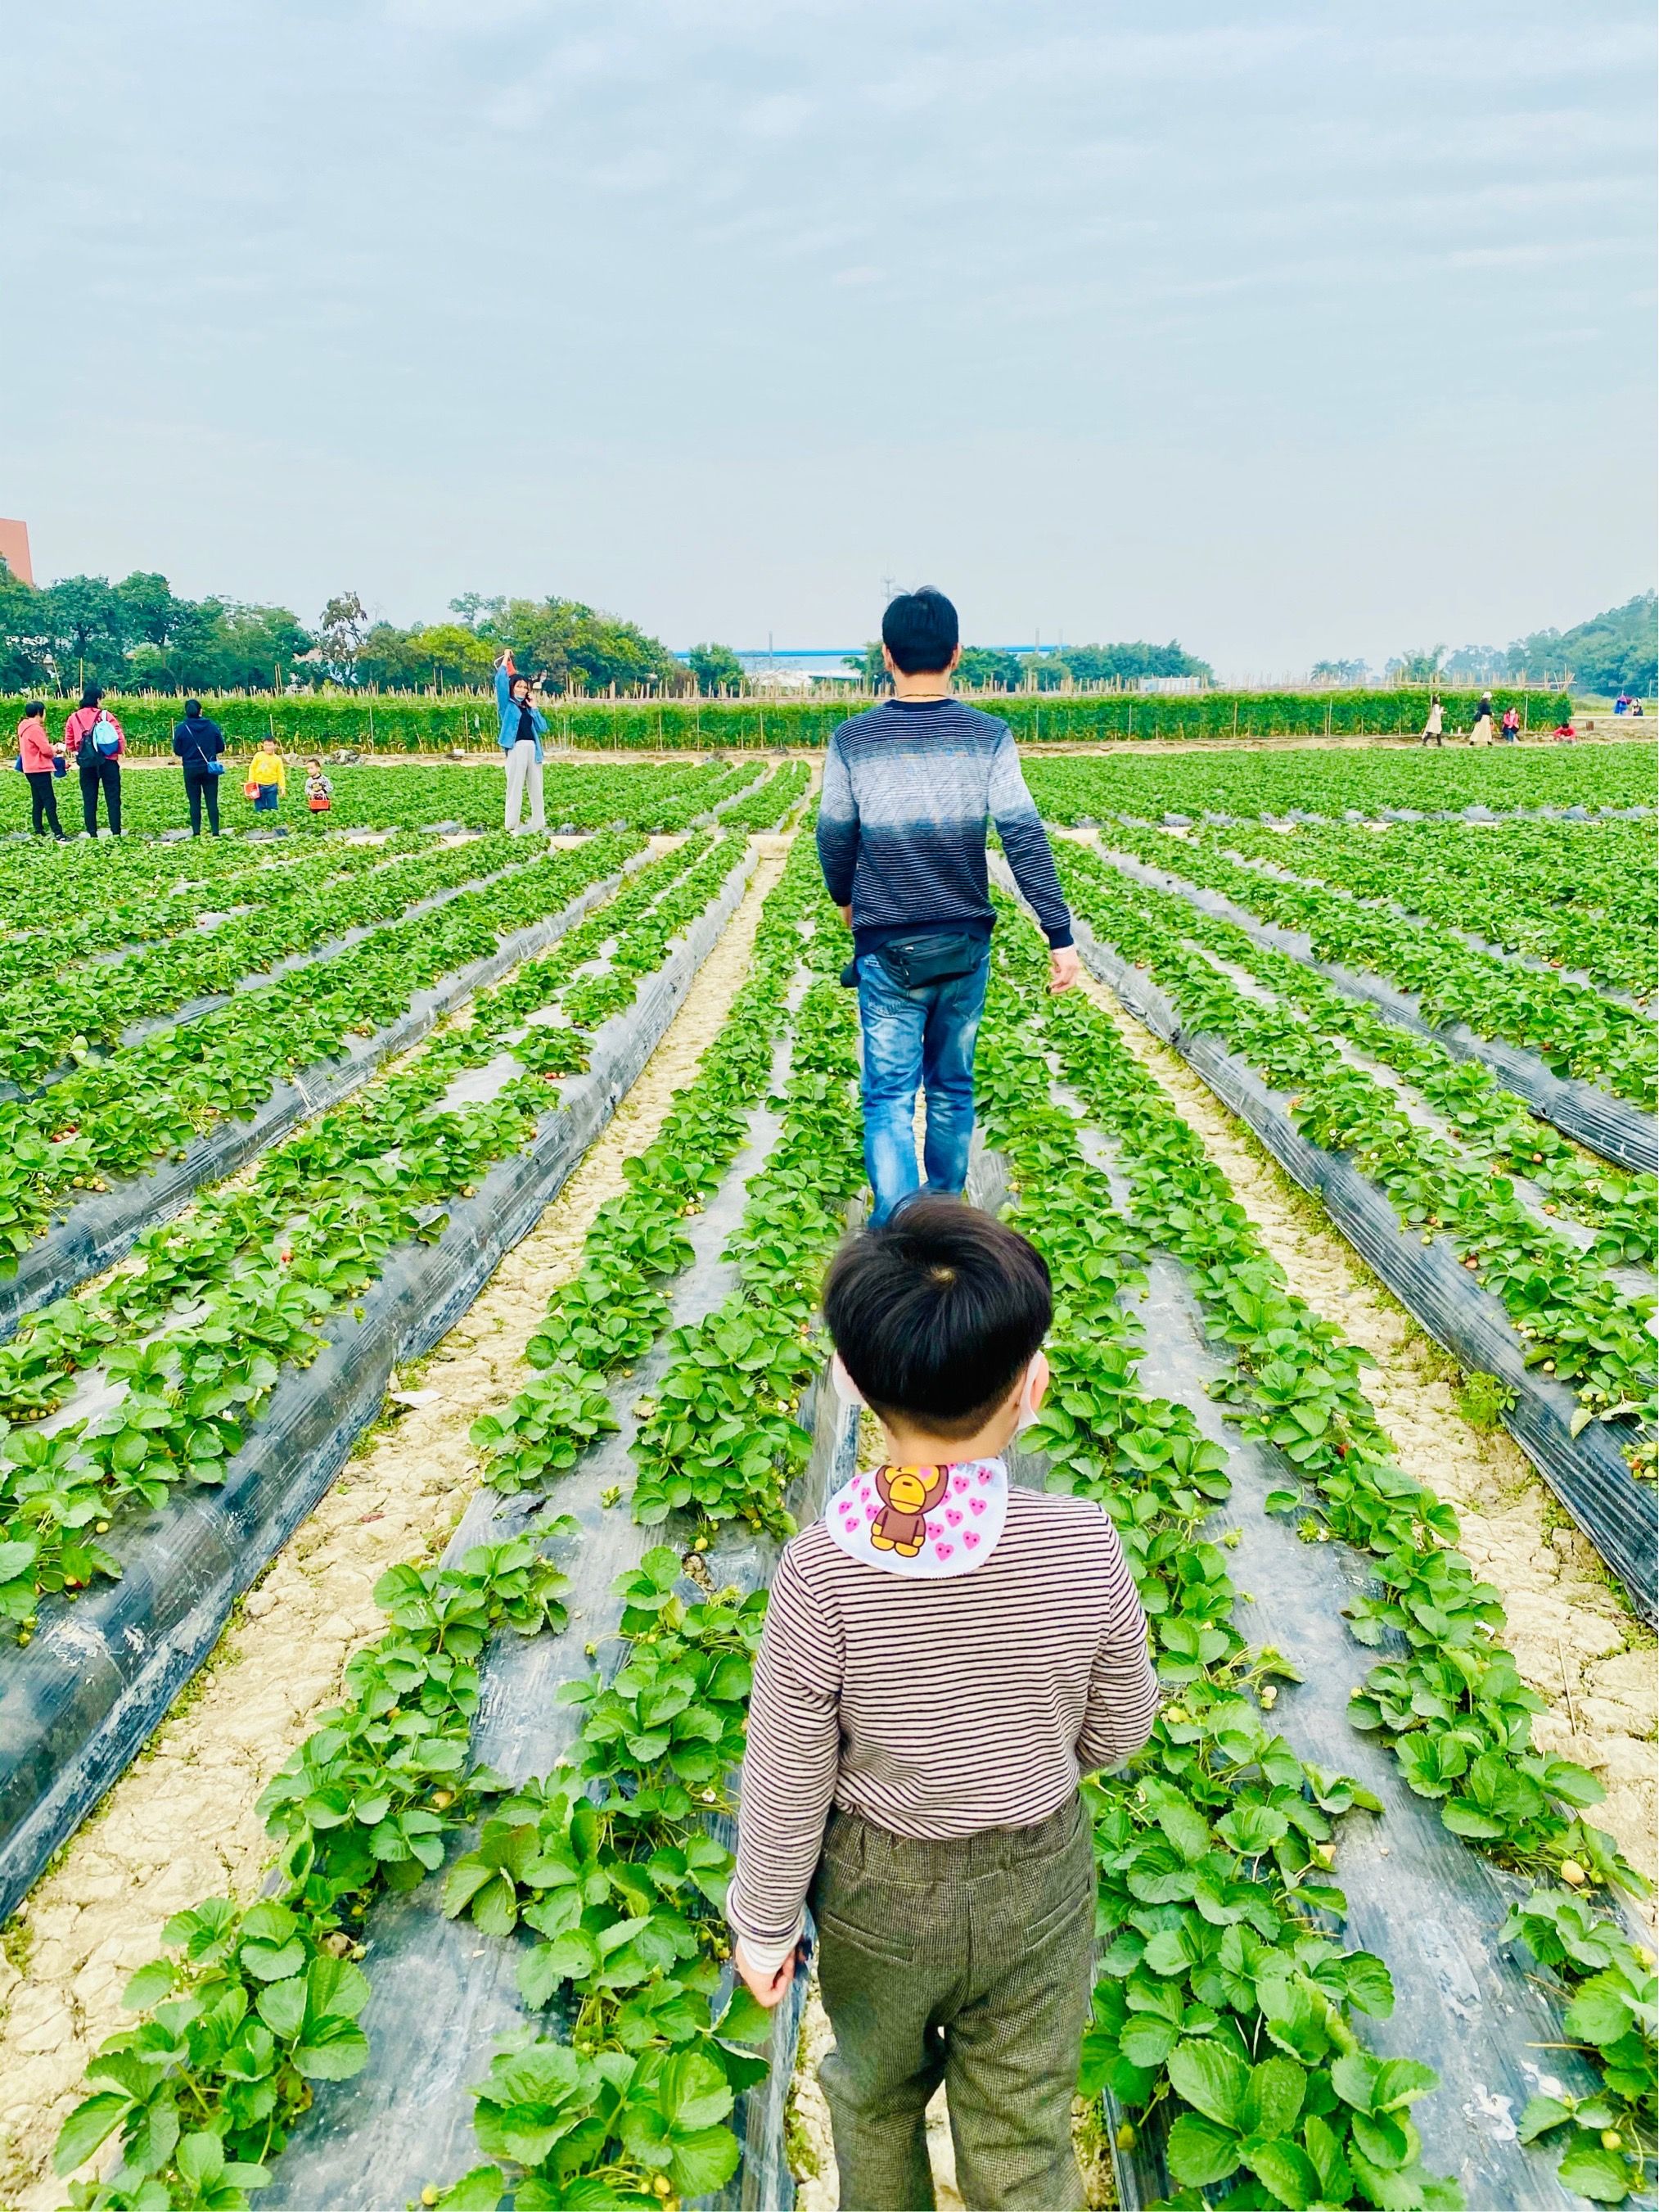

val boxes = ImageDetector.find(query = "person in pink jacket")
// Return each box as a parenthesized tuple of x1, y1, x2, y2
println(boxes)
(16, 702, 68, 840)
(63, 684, 125, 837)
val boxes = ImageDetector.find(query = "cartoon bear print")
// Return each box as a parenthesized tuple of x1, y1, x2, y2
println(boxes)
(870, 1463, 949, 1558)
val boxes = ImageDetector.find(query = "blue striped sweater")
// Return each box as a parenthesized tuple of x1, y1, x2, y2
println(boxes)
(816, 697, 1072, 956)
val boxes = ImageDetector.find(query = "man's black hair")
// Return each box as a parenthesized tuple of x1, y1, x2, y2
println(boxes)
(25, 699, 43, 718)
(80, 684, 102, 709)
(184, 697, 201, 716)
(823, 1198, 1052, 1440)
(881, 587, 959, 676)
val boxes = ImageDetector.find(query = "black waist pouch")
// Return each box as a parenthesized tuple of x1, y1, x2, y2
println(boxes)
(874, 930, 983, 991)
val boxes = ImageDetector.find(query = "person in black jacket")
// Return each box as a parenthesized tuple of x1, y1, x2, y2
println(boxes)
(173, 700, 227, 836)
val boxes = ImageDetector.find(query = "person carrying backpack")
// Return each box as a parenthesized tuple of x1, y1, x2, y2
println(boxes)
(173, 699, 227, 836)
(64, 685, 125, 836)
(16, 702, 67, 840)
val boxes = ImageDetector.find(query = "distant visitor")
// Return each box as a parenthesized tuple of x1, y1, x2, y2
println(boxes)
(64, 685, 125, 837)
(495, 651, 548, 833)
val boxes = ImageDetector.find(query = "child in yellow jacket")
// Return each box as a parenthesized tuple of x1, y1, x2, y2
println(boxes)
(246, 738, 287, 813)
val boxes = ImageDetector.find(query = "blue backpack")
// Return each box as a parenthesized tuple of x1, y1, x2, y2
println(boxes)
(87, 711, 121, 757)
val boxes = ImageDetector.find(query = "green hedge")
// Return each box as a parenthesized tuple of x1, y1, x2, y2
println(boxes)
(7, 686, 1573, 755)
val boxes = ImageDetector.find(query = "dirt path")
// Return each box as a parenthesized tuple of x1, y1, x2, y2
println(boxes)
(1074, 968, 1657, 1901)
(0, 845, 789, 2212)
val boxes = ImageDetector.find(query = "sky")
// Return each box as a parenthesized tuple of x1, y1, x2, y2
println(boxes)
(3, 0, 1655, 676)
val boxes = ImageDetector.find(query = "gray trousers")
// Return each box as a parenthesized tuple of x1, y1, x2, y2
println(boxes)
(812, 1796, 1094, 2212)
(504, 739, 544, 830)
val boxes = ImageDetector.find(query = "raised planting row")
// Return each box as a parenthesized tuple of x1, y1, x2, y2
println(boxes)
(0, 758, 764, 841)
(0, 833, 735, 1623)
(0, 832, 759, 1923)
(1068, 842, 1657, 1269)
(709, 760, 813, 831)
(1026, 743, 1657, 829)
(1206, 818, 1658, 1008)
(43, 835, 860, 2211)
(0, 830, 445, 987)
(0, 827, 575, 1090)
(1078, 819, 1657, 1118)
(977, 914, 1656, 2209)
(0, 834, 642, 1289)
(1044, 849, 1658, 1611)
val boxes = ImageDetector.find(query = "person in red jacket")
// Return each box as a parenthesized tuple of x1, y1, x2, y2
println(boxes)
(63, 684, 125, 837)
(16, 702, 67, 840)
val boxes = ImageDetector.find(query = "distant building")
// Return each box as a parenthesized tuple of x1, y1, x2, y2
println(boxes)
(0, 517, 33, 585)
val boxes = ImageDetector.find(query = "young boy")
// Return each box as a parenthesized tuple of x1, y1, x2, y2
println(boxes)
(728, 1200, 1159, 2212)
(304, 756, 333, 812)
(246, 736, 286, 813)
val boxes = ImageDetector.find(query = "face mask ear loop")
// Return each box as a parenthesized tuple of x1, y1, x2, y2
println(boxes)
(1013, 1354, 1044, 1438)
(831, 1352, 867, 1409)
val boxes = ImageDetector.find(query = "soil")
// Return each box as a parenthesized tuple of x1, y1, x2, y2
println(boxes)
(1073, 966, 1659, 1909)
(0, 845, 787, 2212)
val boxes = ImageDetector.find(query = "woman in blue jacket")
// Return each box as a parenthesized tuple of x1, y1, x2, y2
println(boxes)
(494, 652, 547, 832)
(173, 700, 227, 836)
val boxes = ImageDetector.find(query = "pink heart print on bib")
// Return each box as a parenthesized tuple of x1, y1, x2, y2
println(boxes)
(824, 1457, 1010, 1578)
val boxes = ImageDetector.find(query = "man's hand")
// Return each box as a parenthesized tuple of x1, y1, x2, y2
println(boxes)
(838, 904, 853, 928)
(1049, 944, 1081, 994)
(735, 1939, 803, 2010)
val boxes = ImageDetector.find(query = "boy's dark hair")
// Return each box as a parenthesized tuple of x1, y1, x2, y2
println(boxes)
(881, 588, 959, 675)
(25, 700, 43, 718)
(823, 1199, 1052, 1440)
(80, 685, 102, 709)
(184, 698, 201, 716)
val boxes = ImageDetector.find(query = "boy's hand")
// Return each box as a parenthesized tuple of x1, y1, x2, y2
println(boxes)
(735, 1939, 803, 2010)
(1049, 945, 1080, 993)
(838, 905, 853, 928)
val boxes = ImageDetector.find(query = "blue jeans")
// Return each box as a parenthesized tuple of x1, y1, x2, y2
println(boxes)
(856, 943, 991, 1226)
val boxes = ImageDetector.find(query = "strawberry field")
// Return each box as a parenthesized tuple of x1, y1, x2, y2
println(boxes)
(0, 743, 1652, 2212)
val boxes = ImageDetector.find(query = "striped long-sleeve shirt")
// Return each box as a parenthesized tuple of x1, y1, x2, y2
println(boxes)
(815, 698, 1072, 957)
(726, 1487, 1158, 1966)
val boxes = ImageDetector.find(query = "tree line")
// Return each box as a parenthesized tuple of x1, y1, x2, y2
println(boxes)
(1316, 591, 1657, 696)
(0, 569, 693, 697)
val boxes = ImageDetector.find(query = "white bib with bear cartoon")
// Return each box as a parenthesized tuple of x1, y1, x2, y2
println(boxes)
(824, 1457, 1010, 1578)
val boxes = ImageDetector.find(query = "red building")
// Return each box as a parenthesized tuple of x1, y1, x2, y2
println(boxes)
(0, 518, 33, 585)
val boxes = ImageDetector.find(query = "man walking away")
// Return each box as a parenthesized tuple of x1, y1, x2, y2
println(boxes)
(817, 588, 1079, 1225)
(17, 702, 66, 839)
(174, 699, 227, 836)
(64, 685, 124, 836)
(494, 652, 548, 833)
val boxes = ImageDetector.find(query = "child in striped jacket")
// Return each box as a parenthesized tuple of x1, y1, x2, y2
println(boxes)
(728, 1200, 1158, 2212)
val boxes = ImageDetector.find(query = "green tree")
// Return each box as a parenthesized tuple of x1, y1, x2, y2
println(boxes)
(1506, 591, 1657, 695)
(484, 597, 683, 693)
(1386, 644, 1446, 683)
(955, 647, 1025, 689)
(1311, 657, 1369, 684)
(317, 591, 371, 684)
(42, 575, 129, 685)
(686, 643, 745, 695)
(114, 571, 181, 649)
(1052, 639, 1213, 685)
(0, 559, 52, 689)
(843, 642, 888, 688)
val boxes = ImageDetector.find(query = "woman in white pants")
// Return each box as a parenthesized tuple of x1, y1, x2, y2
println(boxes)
(494, 651, 548, 831)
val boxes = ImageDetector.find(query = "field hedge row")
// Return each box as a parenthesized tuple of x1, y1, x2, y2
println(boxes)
(3, 688, 1573, 754)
